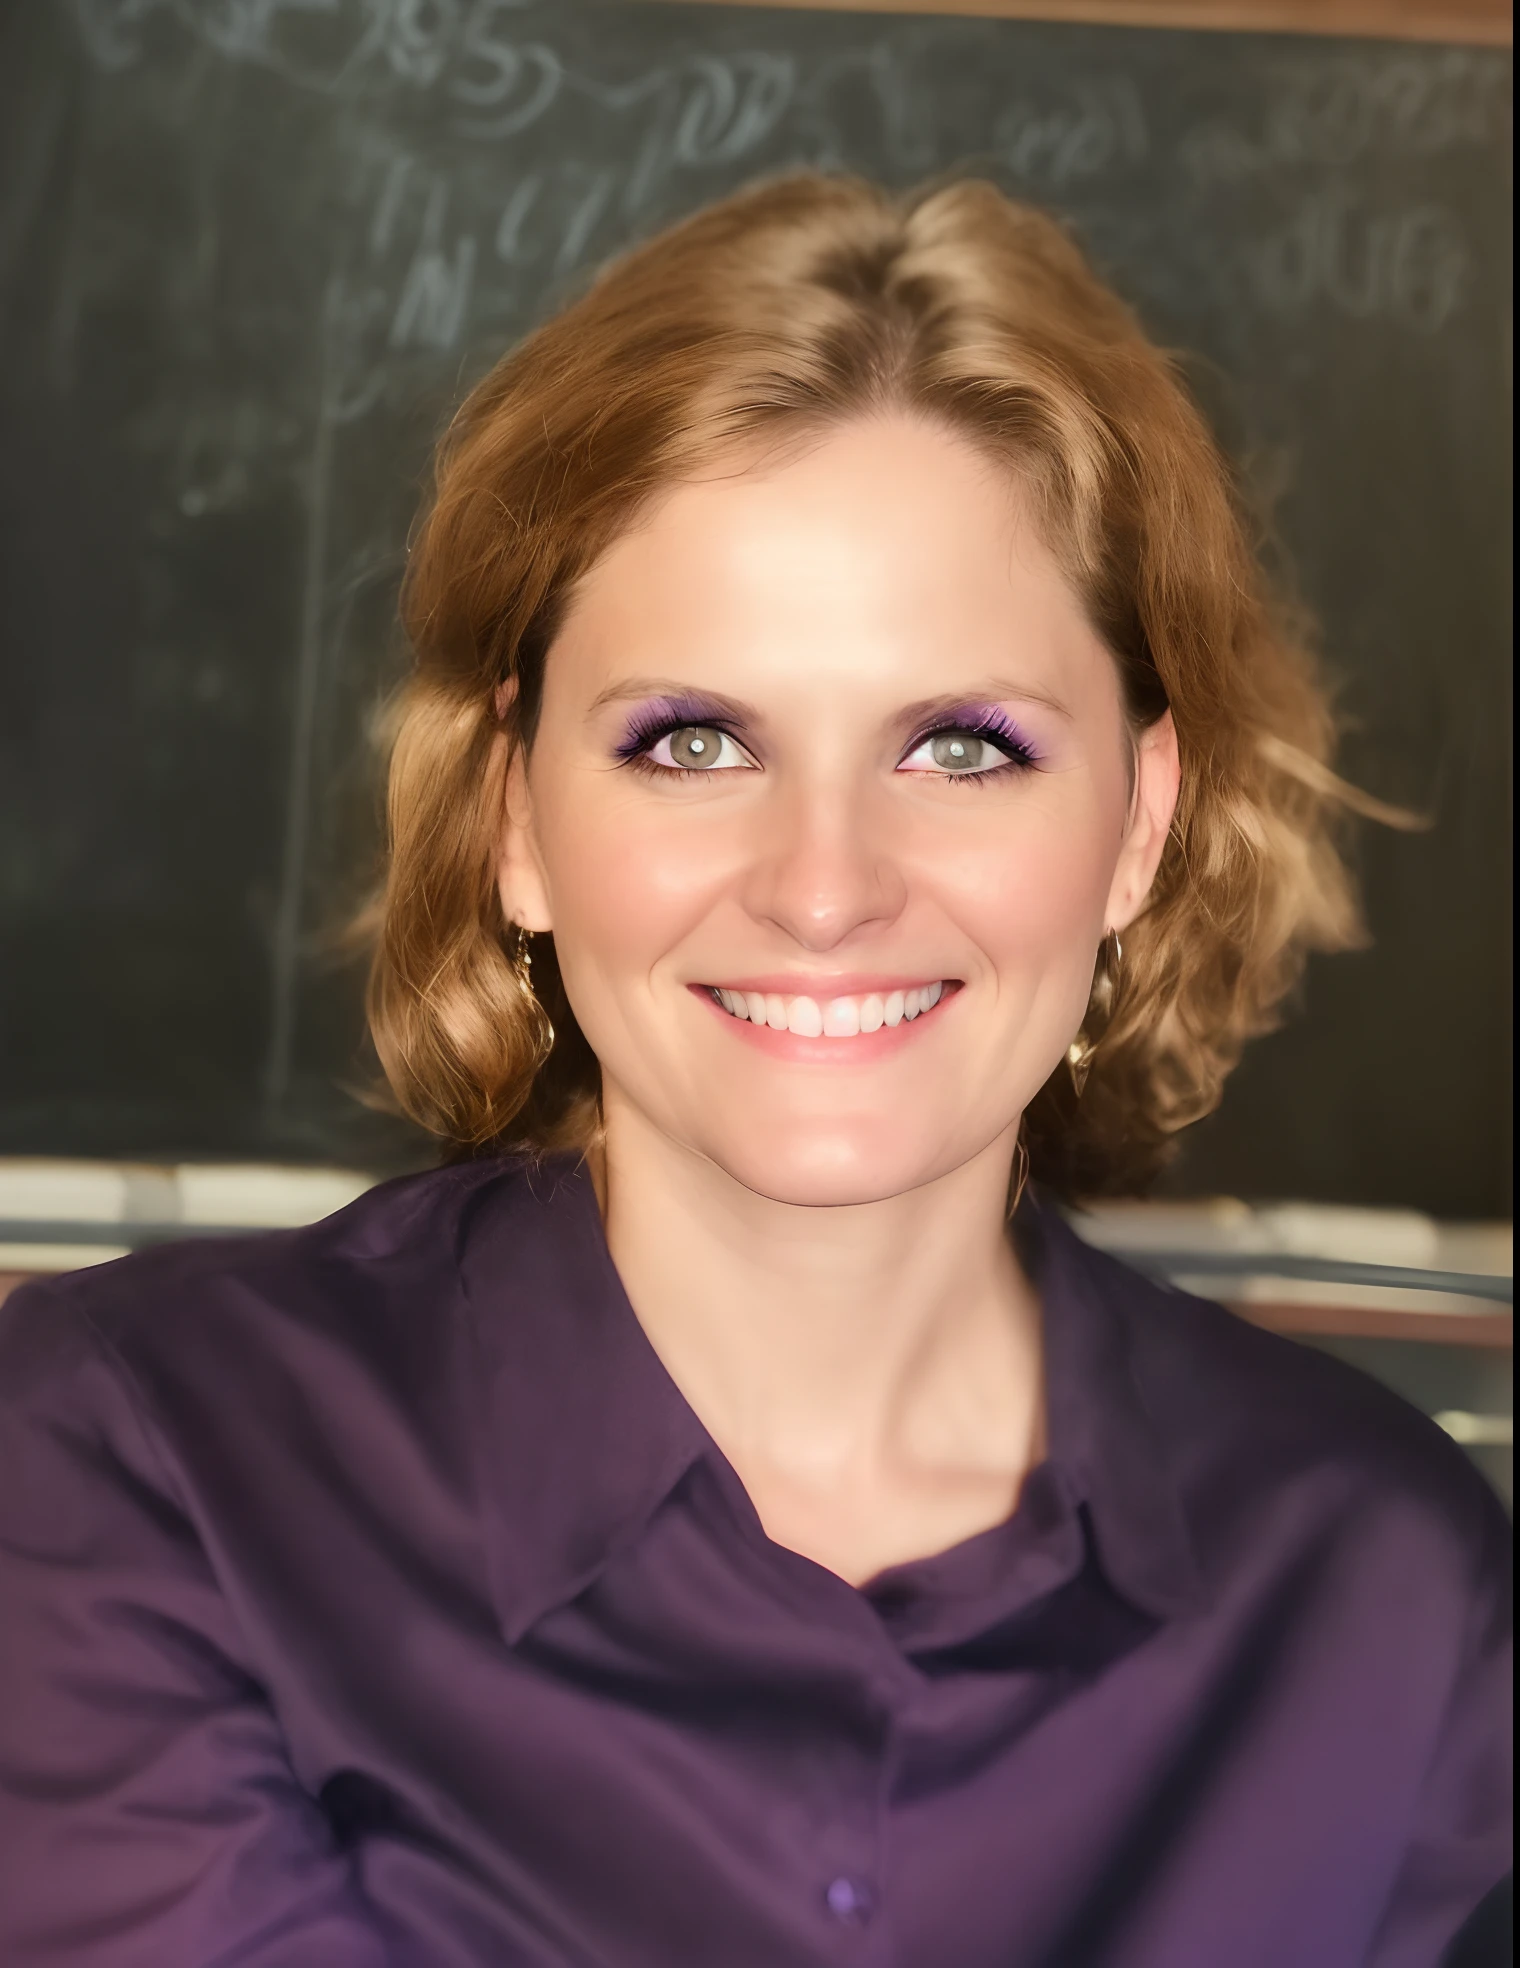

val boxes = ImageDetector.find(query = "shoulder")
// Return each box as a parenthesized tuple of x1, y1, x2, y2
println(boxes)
(1051, 1215, 1511, 1598)
(0, 1156, 553, 1432)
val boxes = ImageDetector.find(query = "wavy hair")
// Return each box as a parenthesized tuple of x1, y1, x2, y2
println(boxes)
(368, 173, 1383, 1198)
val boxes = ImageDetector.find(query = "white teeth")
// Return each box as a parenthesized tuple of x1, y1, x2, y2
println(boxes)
(786, 996, 824, 1037)
(712, 983, 947, 1037)
(823, 997, 861, 1037)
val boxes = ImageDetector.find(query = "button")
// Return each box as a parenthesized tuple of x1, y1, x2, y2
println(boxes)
(824, 1875, 874, 1924)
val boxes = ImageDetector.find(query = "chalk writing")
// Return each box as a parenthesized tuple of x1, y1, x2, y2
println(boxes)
(995, 78, 1146, 186)
(1180, 51, 1508, 184)
(73, 0, 560, 123)
(671, 54, 794, 165)
(450, 38, 561, 140)
(550, 164, 615, 274)
(266, 266, 345, 1107)
(389, 178, 476, 349)
(491, 171, 539, 263)
(1252, 194, 1469, 334)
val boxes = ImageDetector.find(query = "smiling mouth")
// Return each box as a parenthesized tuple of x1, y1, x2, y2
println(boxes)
(706, 982, 951, 1038)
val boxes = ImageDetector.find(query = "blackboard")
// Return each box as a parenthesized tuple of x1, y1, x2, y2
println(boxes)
(0, 1, 1510, 1214)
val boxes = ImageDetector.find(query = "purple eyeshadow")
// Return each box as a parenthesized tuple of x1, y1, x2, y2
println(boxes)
(915, 703, 1042, 766)
(611, 694, 739, 762)
(611, 695, 1043, 771)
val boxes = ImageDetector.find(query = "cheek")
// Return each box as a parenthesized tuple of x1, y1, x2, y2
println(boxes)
(535, 776, 737, 977)
(936, 793, 1120, 984)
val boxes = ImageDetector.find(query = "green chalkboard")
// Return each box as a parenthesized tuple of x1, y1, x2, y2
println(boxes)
(0, 1, 1510, 1212)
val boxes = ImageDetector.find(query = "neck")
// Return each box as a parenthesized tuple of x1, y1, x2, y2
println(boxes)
(595, 1102, 1044, 1493)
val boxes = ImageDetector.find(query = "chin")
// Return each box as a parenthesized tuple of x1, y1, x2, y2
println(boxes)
(699, 1126, 956, 1211)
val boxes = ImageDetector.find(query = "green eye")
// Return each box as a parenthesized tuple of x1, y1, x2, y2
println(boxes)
(668, 726, 723, 768)
(929, 733, 992, 772)
(644, 725, 758, 774)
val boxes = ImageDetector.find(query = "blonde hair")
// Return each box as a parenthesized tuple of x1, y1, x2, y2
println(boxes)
(369, 173, 1376, 1199)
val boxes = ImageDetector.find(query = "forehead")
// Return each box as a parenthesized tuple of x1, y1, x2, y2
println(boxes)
(548, 415, 1114, 713)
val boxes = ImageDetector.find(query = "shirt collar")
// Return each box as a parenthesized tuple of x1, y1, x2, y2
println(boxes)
(459, 1156, 1205, 1644)
(459, 1155, 709, 1645)
(1026, 1199, 1207, 1622)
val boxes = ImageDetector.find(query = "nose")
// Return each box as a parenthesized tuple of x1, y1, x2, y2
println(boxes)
(740, 778, 907, 953)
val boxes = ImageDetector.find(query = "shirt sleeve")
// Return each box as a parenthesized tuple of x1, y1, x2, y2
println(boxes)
(0, 1279, 390, 1968)
(1367, 1480, 1514, 1968)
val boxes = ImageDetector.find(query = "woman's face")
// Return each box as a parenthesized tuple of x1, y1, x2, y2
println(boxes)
(500, 415, 1178, 1207)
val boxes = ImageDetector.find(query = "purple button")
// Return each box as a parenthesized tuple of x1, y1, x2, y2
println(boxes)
(824, 1875, 874, 1923)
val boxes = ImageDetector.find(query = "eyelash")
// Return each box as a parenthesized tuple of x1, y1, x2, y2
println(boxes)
(903, 714, 1040, 785)
(613, 710, 748, 782)
(614, 711, 1040, 783)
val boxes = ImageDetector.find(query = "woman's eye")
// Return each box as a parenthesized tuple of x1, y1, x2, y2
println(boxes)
(900, 730, 1010, 775)
(647, 725, 755, 772)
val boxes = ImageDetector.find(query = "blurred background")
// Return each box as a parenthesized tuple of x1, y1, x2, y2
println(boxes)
(0, 1, 1511, 1498)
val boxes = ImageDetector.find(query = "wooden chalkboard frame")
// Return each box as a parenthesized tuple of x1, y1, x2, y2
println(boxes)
(668, 1, 1512, 48)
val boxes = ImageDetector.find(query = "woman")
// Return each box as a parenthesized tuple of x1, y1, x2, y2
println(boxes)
(0, 177, 1508, 1968)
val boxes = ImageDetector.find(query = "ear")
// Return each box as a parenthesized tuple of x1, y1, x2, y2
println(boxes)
(1105, 712, 1181, 934)
(495, 731, 555, 935)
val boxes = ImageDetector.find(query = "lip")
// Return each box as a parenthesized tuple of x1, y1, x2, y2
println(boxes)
(687, 978, 960, 1062)
(694, 973, 956, 997)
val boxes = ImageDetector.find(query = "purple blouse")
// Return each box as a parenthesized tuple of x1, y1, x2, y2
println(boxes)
(0, 1157, 1509, 1967)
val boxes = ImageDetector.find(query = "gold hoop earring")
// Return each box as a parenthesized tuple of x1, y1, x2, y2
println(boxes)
(1065, 929, 1123, 1099)
(509, 925, 555, 1057)
(509, 924, 535, 995)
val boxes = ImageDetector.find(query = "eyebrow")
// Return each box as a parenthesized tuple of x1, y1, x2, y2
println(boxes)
(586, 678, 758, 723)
(896, 681, 1076, 727)
(588, 675, 1074, 726)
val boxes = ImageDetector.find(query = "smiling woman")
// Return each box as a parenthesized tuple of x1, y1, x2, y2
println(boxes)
(372, 174, 1355, 1201)
(0, 175, 1508, 1968)
(486, 411, 1184, 1222)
